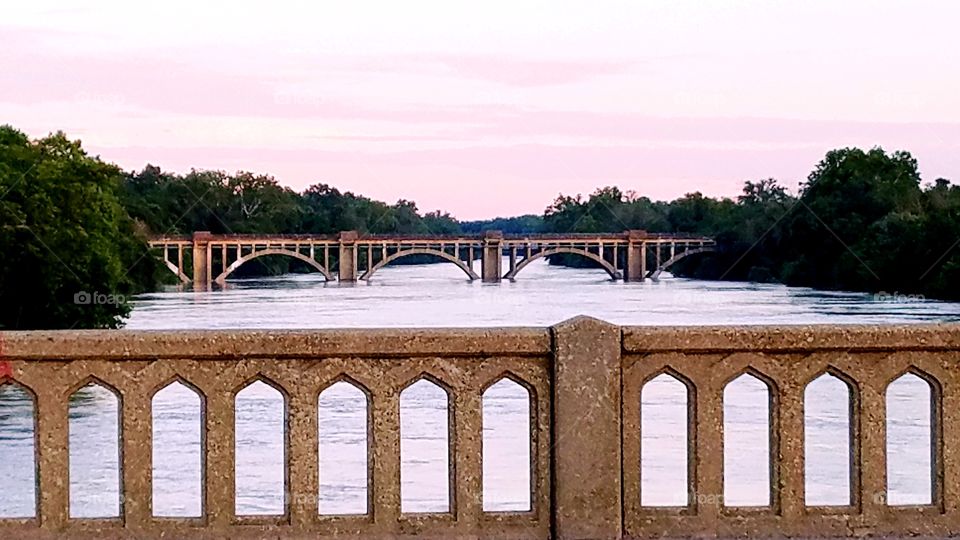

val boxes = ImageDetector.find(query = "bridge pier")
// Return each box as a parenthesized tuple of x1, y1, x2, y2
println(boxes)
(337, 231, 359, 282)
(481, 230, 503, 283)
(192, 231, 213, 290)
(624, 230, 646, 282)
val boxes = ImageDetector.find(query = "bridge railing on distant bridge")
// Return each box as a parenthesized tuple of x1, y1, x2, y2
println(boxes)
(1, 319, 959, 538)
(148, 230, 716, 289)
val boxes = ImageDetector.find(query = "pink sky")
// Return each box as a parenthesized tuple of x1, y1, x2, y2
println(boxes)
(2, 1, 959, 219)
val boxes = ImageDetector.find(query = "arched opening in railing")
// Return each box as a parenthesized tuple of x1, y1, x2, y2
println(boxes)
(400, 375, 453, 513)
(318, 377, 371, 515)
(804, 370, 857, 507)
(68, 378, 122, 519)
(151, 378, 204, 518)
(481, 374, 534, 512)
(0, 380, 37, 519)
(234, 377, 288, 517)
(886, 369, 940, 506)
(640, 369, 694, 508)
(723, 370, 776, 508)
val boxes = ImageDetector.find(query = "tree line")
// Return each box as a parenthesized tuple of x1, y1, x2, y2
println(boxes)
(1, 124, 958, 329)
(538, 148, 960, 303)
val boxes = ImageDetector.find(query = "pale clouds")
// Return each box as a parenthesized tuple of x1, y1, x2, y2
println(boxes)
(2, 1, 959, 218)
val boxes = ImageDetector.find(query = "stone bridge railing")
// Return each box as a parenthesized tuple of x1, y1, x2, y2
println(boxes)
(0, 318, 959, 538)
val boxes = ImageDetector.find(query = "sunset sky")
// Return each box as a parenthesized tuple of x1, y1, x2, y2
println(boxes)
(2, 1, 959, 219)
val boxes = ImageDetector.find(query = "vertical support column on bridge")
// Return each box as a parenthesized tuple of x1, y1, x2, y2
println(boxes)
(191, 231, 212, 290)
(481, 230, 503, 283)
(338, 230, 359, 282)
(624, 229, 647, 282)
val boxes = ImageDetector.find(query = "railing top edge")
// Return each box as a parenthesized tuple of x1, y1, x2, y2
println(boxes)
(0, 326, 551, 360)
(622, 323, 960, 353)
(8, 323, 959, 360)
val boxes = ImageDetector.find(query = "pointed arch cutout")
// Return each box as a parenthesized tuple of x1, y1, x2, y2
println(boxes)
(803, 366, 860, 396)
(803, 368, 858, 507)
(0, 379, 38, 518)
(152, 378, 204, 517)
(318, 376, 371, 515)
(884, 365, 943, 395)
(0, 377, 37, 400)
(886, 367, 941, 507)
(317, 373, 372, 402)
(65, 375, 123, 401)
(504, 247, 621, 280)
(641, 366, 697, 394)
(399, 372, 455, 398)
(232, 373, 290, 401)
(722, 366, 779, 394)
(150, 375, 207, 404)
(723, 369, 777, 508)
(640, 368, 695, 507)
(360, 248, 479, 281)
(400, 374, 452, 513)
(235, 376, 288, 516)
(215, 248, 334, 285)
(480, 371, 537, 400)
(68, 379, 122, 518)
(482, 374, 534, 512)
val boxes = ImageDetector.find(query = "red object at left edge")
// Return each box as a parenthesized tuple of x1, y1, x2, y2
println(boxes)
(0, 335, 10, 378)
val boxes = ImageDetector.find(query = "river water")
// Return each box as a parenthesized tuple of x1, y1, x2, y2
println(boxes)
(1, 258, 957, 517)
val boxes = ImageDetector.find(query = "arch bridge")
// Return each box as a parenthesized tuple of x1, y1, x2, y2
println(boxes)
(148, 230, 715, 289)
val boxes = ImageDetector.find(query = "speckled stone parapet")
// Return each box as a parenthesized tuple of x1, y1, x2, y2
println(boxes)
(623, 323, 960, 353)
(553, 316, 623, 539)
(622, 323, 960, 539)
(0, 327, 552, 360)
(2, 320, 960, 539)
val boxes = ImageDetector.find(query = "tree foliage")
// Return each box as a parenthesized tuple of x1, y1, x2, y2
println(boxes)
(538, 148, 960, 300)
(0, 126, 161, 329)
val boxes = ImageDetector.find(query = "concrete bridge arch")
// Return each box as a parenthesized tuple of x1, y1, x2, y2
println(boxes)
(647, 246, 714, 280)
(360, 248, 480, 281)
(504, 247, 622, 280)
(214, 248, 334, 285)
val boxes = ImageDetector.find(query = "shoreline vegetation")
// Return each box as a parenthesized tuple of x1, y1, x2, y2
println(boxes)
(2, 124, 959, 329)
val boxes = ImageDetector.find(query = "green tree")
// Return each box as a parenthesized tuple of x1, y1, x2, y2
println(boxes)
(0, 126, 161, 329)
(781, 148, 924, 289)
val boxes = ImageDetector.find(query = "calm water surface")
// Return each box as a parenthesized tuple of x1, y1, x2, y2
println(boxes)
(1, 258, 957, 517)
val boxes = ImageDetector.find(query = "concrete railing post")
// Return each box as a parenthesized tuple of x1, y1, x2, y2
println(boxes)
(481, 230, 503, 283)
(191, 231, 212, 290)
(551, 316, 623, 539)
(337, 231, 359, 282)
